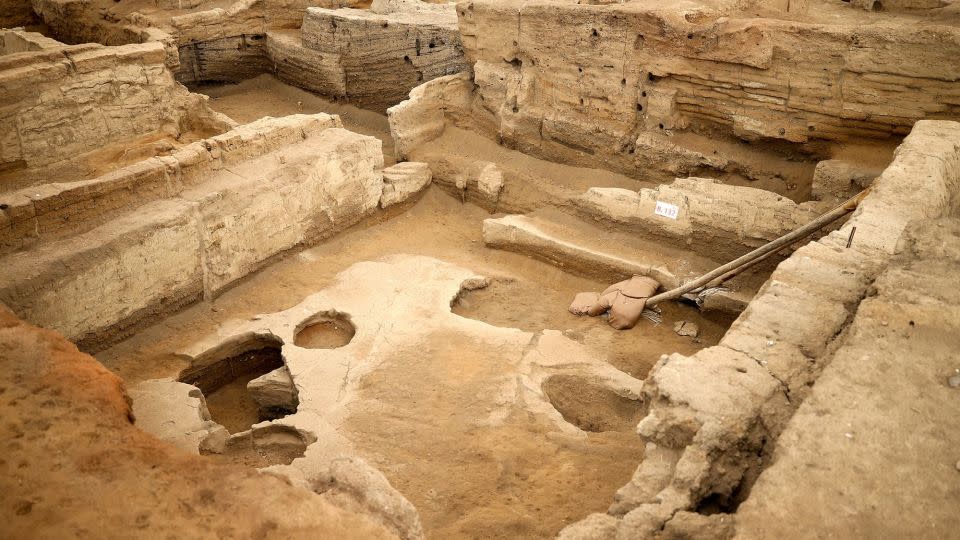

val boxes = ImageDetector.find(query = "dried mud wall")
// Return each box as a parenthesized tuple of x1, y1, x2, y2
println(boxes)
(574, 178, 827, 260)
(170, 0, 359, 45)
(173, 3, 467, 111)
(30, 0, 173, 56)
(0, 114, 334, 255)
(0, 0, 36, 27)
(0, 41, 220, 183)
(388, 72, 474, 158)
(560, 120, 960, 538)
(457, 0, 960, 176)
(299, 6, 468, 110)
(266, 30, 346, 95)
(169, 0, 361, 84)
(0, 29, 62, 54)
(0, 304, 398, 539)
(0, 116, 386, 350)
(176, 33, 274, 83)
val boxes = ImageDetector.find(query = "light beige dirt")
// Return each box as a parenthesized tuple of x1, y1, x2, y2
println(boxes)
(453, 278, 731, 379)
(344, 330, 645, 539)
(97, 188, 732, 538)
(204, 372, 265, 433)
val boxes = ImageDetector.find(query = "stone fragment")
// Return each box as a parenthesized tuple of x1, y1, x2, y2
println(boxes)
(312, 457, 425, 540)
(248, 366, 298, 416)
(673, 320, 699, 337)
(380, 161, 432, 208)
(476, 162, 504, 204)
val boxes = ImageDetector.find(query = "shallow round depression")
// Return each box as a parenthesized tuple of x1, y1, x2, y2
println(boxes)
(542, 374, 647, 432)
(294, 311, 356, 349)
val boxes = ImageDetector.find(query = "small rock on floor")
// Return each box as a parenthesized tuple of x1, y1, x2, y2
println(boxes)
(674, 320, 699, 337)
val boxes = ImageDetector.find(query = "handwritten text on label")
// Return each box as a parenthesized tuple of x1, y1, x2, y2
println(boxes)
(654, 201, 679, 220)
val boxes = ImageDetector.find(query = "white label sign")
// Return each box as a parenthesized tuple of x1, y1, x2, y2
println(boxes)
(654, 201, 679, 220)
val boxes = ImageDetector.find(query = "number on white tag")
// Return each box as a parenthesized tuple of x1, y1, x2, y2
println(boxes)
(654, 201, 679, 220)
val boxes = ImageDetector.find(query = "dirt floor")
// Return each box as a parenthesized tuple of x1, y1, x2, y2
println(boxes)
(344, 333, 646, 539)
(95, 73, 736, 540)
(98, 187, 734, 539)
(203, 372, 263, 433)
(453, 278, 731, 378)
(192, 74, 398, 165)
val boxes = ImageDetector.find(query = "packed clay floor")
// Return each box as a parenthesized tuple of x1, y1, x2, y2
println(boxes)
(98, 185, 733, 538)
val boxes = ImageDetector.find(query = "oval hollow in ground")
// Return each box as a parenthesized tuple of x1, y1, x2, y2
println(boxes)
(294, 311, 356, 349)
(542, 374, 647, 432)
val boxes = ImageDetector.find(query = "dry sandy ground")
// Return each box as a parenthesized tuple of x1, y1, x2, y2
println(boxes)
(97, 188, 732, 539)
(100, 74, 733, 539)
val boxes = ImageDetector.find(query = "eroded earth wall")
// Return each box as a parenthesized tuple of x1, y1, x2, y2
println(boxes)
(730, 216, 960, 538)
(0, 28, 63, 54)
(457, 0, 960, 176)
(1, 0, 35, 27)
(0, 115, 389, 350)
(0, 41, 224, 189)
(300, 5, 467, 110)
(29, 0, 173, 58)
(560, 119, 960, 537)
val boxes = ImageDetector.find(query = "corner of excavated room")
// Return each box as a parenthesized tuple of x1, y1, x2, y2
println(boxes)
(1, 0, 959, 537)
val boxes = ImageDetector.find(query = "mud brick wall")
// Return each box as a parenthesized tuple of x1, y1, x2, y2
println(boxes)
(458, 0, 960, 172)
(0, 42, 211, 176)
(301, 6, 468, 111)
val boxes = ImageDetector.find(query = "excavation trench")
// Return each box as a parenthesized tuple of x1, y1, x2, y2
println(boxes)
(28, 68, 817, 539)
(4, 0, 956, 537)
(93, 75, 781, 539)
(177, 334, 299, 434)
(73, 71, 831, 539)
(105, 183, 744, 538)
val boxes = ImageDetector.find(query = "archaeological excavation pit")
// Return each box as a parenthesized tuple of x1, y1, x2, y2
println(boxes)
(2, 0, 960, 538)
(541, 374, 648, 433)
(177, 333, 298, 433)
(294, 311, 356, 349)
